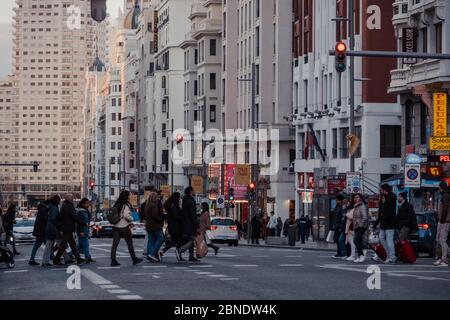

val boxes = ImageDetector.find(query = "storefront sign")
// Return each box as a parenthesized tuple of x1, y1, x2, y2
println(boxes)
(191, 176, 204, 195)
(404, 163, 421, 188)
(428, 155, 450, 163)
(301, 191, 313, 204)
(346, 172, 361, 194)
(235, 164, 251, 185)
(402, 28, 418, 65)
(430, 137, 450, 151)
(327, 175, 346, 194)
(426, 165, 443, 177)
(153, 11, 159, 53)
(433, 92, 447, 137)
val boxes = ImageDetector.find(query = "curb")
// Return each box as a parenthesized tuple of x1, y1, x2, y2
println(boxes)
(238, 242, 336, 252)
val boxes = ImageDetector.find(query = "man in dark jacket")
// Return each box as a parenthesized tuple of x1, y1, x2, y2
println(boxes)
(29, 201, 49, 265)
(435, 182, 450, 266)
(177, 187, 199, 261)
(53, 194, 86, 265)
(332, 195, 346, 258)
(2, 203, 19, 255)
(396, 192, 418, 241)
(297, 215, 308, 244)
(374, 184, 397, 263)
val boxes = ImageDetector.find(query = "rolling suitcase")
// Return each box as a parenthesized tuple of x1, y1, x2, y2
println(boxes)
(371, 243, 387, 262)
(396, 240, 416, 264)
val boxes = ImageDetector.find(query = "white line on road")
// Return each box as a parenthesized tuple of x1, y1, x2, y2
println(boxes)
(97, 267, 121, 270)
(174, 267, 189, 269)
(279, 264, 303, 267)
(189, 265, 213, 268)
(220, 278, 239, 281)
(81, 269, 113, 285)
(117, 295, 144, 300)
(108, 289, 130, 294)
(251, 255, 269, 258)
(232, 265, 259, 267)
(142, 265, 168, 269)
(153, 275, 161, 279)
(195, 272, 213, 275)
(284, 256, 304, 258)
(100, 285, 120, 289)
(4, 269, 28, 273)
(214, 254, 238, 257)
(208, 274, 228, 278)
(184, 269, 200, 272)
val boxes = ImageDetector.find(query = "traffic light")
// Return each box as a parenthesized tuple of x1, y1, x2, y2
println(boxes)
(175, 134, 184, 144)
(32, 161, 39, 172)
(91, 0, 107, 22)
(335, 41, 347, 73)
(228, 188, 235, 208)
(89, 180, 95, 190)
(247, 182, 256, 201)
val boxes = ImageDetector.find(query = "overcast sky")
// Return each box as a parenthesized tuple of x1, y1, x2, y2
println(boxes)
(0, 0, 123, 78)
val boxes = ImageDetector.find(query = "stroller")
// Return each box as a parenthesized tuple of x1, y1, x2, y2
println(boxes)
(0, 234, 15, 269)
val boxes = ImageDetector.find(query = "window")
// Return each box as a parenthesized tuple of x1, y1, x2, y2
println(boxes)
(112, 113, 116, 121)
(162, 123, 166, 137)
(354, 126, 362, 158)
(110, 172, 116, 180)
(210, 39, 216, 56)
(129, 142, 135, 151)
(111, 127, 116, 135)
(340, 127, 349, 158)
(210, 105, 216, 123)
(110, 142, 116, 150)
(256, 26, 260, 57)
(130, 123, 135, 132)
(422, 28, 428, 53)
(210, 73, 216, 90)
(162, 150, 169, 170)
(380, 125, 401, 158)
(420, 103, 428, 145)
(405, 101, 413, 145)
(436, 23, 442, 54)
(129, 159, 134, 169)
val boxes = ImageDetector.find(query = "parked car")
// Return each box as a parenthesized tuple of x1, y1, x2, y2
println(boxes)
(13, 218, 35, 243)
(91, 221, 114, 238)
(206, 217, 239, 246)
(409, 212, 440, 257)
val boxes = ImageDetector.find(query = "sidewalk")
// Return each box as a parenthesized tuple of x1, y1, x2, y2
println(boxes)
(238, 239, 337, 252)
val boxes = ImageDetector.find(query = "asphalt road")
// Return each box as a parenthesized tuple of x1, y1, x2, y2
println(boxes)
(1, 238, 449, 300)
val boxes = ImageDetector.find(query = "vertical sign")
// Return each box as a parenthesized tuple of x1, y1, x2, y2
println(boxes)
(191, 176, 204, 195)
(404, 163, 421, 188)
(235, 164, 251, 185)
(402, 28, 418, 65)
(434, 92, 447, 137)
(346, 172, 361, 194)
(153, 11, 159, 53)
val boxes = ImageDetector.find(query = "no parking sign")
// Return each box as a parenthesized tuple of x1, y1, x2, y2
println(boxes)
(405, 163, 421, 188)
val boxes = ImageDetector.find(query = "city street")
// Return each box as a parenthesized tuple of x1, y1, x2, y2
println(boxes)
(1, 238, 449, 300)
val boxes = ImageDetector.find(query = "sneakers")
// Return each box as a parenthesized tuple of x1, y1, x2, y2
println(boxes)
(147, 255, 159, 263)
(133, 258, 144, 265)
(175, 248, 182, 262)
(433, 259, 443, 266)
(85, 257, 96, 264)
(354, 255, 365, 263)
(435, 260, 449, 267)
(28, 260, 39, 266)
(189, 257, 200, 262)
(346, 256, 356, 261)
(332, 254, 345, 259)
(76, 258, 85, 265)
(110, 259, 120, 267)
(372, 256, 382, 263)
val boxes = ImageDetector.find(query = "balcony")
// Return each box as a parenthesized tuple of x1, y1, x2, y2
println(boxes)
(392, 0, 409, 24)
(190, 3, 207, 19)
(192, 18, 222, 38)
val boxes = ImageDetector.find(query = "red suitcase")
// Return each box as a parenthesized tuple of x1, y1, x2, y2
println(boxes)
(396, 240, 416, 264)
(371, 243, 387, 262)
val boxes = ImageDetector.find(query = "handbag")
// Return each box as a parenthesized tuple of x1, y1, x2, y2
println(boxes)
(195, 234, 208, 258)
(204, 232, 212, 245)
(326, 230, 335, 243)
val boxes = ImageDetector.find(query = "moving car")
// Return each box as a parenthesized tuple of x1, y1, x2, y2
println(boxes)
(13, 218, 35, 243)
(410, 212, 439, 257)
(91, 221, 114, 238)
(207, 217, 239, 246)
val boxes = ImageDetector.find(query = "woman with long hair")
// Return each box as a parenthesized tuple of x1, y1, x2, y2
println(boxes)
(344, 195, 357, 261)
(110, 190, 143, 266)
(160, 192, 183, 259)
(199, 202, 219, 255)
(144, 192, 165, 262)
(352, 193, 369, 263)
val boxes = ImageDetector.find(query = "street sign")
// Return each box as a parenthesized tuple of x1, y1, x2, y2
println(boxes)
(433, 93, 447, 137)
(430, 137, 450, 151)
(216, 195, 225, 209)
(346, 172, 361, 194)
(404, 163, 421, 188)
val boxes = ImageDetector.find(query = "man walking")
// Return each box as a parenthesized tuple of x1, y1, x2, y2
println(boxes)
(53, 194, 86, 265)
(297, 214, 308, 244)
(176, 187, 199, 262)
(375, 184, 397, 264)
(2, 203, 19, 255)
(396, 192, 418, 241)
(76, 198, 95, 264)
(332, 195, 346, 258)
(434, 182, 450, 267)
(29, 201, 49, 265)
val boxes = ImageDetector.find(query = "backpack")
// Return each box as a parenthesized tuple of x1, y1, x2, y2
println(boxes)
(107, 206, 121, 225)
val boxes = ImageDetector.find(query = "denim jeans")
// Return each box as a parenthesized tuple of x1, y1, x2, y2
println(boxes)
(77, 233, 91, 258)
(30, 238, 45, 261)
(147, 231, 164, 257)
(337, 232, 346, 256)
(379, 229, 396, 261)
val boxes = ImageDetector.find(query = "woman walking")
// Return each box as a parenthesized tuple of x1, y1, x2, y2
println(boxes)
(144, 192, 165, 262)
(76, 198, 95, 264)
(199, 202, 219, 255)
(352, 194, 369, 263)
(344, 195, 357, 261)
(42, 195, 68, 266)
(160, 192, 183, 258)
(110, 191, 143, 266)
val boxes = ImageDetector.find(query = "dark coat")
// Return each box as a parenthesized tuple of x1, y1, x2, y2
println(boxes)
(58, 200, 86, 234)
(76, 207, 91, 235)
(251, 215, 261, 237)
(297, 217, 308, 232)
(32, 203, 49, 240)
(166, 204, 183, 237)
(332, 204, 345, 232)
(45, 204, 60, 241)
(396, 201, 418, 231)
(375, 192, 397, 230)
(181, 195, 198, 237)
(2, 206, 16, 231)
(144, 201, 164, 233)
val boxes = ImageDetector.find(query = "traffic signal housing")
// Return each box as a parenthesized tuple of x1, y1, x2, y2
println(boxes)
(229, 188, 235, 208)
(91, 0, 107, 22)
(89, 180, 95, 190)
(335, 42, 347, 73)
(247, 182, 256, 201)
(175, 134, 184, 144)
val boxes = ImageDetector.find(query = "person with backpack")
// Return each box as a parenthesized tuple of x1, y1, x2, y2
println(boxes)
(160, 192, 183, 258)
(110, 190, 143, 267)
(352, 194, 369, 263)
(144, 192, 165, 262)
(76, 198, 95, 264)
(53, 194, 86, 266)
(176, 187, 199, 262)
(28, 201, 49, 266)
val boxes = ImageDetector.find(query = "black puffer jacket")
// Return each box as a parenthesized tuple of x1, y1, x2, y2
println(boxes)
(33, 202, 49, 240)
(375, 192, 397, 230)
(58, 200, 86, 234)
(396, 201, 418, 231)
(181, 195, 198, 237)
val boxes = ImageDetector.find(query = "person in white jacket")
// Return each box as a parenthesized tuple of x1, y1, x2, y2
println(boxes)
(110, 190, 143, 267)
(267, 212, 278, 237)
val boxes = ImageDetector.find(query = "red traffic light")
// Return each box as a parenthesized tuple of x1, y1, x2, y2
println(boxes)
(89, 180, 95, 190)
(248, 183, 256, 191)
(336, 42, 347, 53)
(176, 134, 184, 144)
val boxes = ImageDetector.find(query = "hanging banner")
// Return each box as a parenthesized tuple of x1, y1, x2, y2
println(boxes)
(235, 164, 251, 185)
(434, 92, 447, 137)
(402, 28, 418, 65)
(191, 176, 204, 195)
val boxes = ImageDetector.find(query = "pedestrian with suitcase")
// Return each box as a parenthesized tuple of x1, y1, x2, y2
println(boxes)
(375, 184, 397, 264)
(434, 182, 450, 267)
(396, 192, 418, 241)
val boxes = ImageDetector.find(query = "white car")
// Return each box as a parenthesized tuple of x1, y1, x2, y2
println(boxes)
(13, 218, 36, 243)
(206, 217, 239, 246)
(132, 222, 146, 238)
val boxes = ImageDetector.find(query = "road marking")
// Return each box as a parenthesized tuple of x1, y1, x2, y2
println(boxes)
(153, 275, 161, 279)
(284, 256, 303, 258)
(189, 265, 213, 268)
(142, 265, 168, 269)
(90, 244, 113, 247)
(12, 258, 28, 262)
(97, 267, 121, 270)
(220, 278, 239, 281)
(195, 272, 213, 275)
(232, 265, 259, 267)
(90, 246, 127, 255)
(100, 285, 120, 289)
(174, 267, 189, 269)
(108, 289, 130, 294)
(279, 264, 303, 267)
(81, 269, 113, 285)
(4, 269, 28, 273)
(126, 272, 164, 276)
(208, 274, 228, 278)
(251, 255, 269, 258)
(184, 269, 200, 272)
(117, 295, 144, 300)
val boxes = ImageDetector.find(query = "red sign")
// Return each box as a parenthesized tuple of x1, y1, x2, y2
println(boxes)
(440, 155, 450, 162)
(327, 175, 346, 194)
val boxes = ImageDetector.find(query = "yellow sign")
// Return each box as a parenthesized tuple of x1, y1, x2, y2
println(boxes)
(434, 92, 447, 137)
(235, 164, 251, 185)
(160, 185, 171, 199)
(103, 199, 109, 209)
(191, 176, 204, 195)
(430, 137, 450, 151)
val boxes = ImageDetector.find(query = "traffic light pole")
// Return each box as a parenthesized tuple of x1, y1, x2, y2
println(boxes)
(349, 0, 355, 173)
